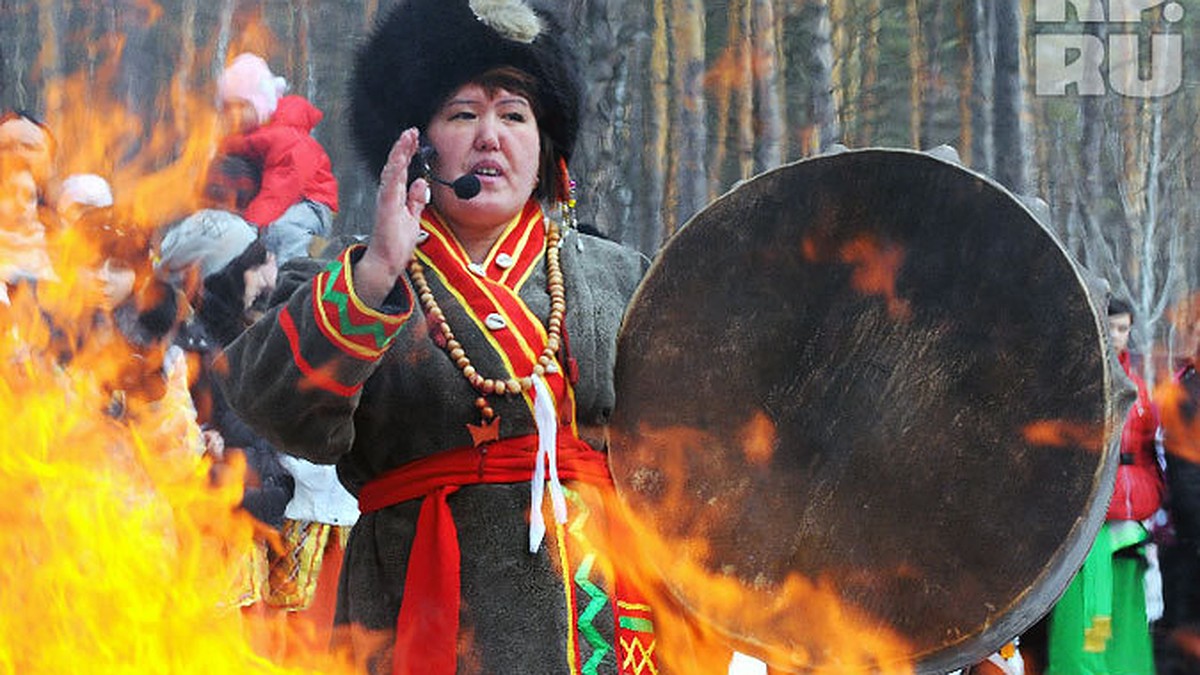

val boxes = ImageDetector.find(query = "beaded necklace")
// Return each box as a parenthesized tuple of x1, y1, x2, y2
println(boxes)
(408, 192, 575, 445)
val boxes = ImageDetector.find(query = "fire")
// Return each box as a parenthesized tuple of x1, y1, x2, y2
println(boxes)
(802, 234, 912, 321)
(0, 20, 355, 675)
(43, 37, 218, 230)
(0, 290, 347, 673)
(1022, 419, 1104, 449)
(609, 423, 917, 674)
(1158, 293, 1200, 465)
(739, 411, 776, 467)
(1155, 379, 1200, 465)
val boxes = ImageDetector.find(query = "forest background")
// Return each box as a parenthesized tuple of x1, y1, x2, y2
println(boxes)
(0, 0, 1195, 384)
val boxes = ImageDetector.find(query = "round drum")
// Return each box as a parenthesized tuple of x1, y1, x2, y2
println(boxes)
(608, 149, 1122, 673)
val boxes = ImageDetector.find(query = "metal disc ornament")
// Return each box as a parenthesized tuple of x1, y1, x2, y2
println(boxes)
(608, 149, 1122, 673)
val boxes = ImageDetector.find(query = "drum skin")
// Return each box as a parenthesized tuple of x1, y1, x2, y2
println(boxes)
(608, 149, 1123, 673)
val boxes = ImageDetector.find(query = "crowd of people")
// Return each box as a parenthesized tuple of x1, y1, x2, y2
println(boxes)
(5, 0, 1200, 674)
(0, 32, 350, 665)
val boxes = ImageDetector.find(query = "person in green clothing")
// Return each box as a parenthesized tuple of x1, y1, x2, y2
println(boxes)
(1047, 296, 1164, 674)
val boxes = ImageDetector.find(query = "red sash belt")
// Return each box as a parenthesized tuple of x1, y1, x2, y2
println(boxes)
(358, 430, 612, 675)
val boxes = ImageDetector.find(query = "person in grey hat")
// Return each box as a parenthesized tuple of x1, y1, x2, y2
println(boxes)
(218, 1, 658, 672)
(156, 209, 258, 294)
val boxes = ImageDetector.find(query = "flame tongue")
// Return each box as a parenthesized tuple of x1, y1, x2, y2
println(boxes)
(0, 37, 356, 673)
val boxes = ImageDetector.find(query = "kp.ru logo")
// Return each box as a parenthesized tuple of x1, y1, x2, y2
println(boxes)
(1035, 0, 1184, 97)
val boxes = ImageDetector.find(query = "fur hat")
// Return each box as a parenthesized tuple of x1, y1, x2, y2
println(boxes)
(218, 53, 288, 126)
(157, 209, 258, 283)
(350, 0, 583, 180)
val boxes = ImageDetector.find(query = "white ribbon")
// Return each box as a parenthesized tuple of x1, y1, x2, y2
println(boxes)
(529, 374, 568, 553)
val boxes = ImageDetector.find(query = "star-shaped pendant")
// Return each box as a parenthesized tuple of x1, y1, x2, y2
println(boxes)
(467, 416, 501, 447)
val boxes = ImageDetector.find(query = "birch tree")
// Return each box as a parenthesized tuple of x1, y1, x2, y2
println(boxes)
(992, 0, 1027, 193)
(965, 0, 993, 174)
(750, 0, 783, 172)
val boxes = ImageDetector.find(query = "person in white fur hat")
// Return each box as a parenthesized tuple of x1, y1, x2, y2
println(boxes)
(56, 173, 114, 229)
(215, 52, 339, 264)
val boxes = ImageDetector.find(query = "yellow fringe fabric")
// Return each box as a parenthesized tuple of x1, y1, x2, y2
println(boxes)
(266, 519, 350, 610)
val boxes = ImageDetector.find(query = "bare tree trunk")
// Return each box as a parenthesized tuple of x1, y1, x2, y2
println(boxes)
(966, 0, 993, 174)
(708, 0, 749, 195)
(667, 0, 707, 229)
(920, 0, 945, 148)
(795, 0, 838, 155)
(735, 0, 754, 183)
(37, 0, 61, 121)
(751, 0, 783, 172)
(1052, 126, 1083, 259)
(906, 0, 922, 148)
(956, 2, 972, 164)
(173, 0, 198, 139)
(296, 0, 314, 98)
(860, 0, 882, 146)
(565, 0, 637, 242)
(642, 0, 670, 250)
(1076, 22, 1106, 266)
(829, 0, 849, 142)
(992, 0, 1027, 193)
(1139, 102, 1166, 384)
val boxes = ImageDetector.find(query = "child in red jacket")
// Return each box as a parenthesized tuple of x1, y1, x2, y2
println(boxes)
(215, 53, 339, 263)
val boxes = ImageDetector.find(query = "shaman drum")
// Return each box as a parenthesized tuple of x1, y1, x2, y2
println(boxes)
(608, 149, 1124, 673)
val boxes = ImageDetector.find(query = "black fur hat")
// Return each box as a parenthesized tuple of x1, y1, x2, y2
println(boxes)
(350, 0, 582, 181)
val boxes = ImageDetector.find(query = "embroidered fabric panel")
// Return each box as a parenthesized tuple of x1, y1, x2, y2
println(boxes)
(615, 598, 658, 675)
(266, 520, 343, 610)
(556, 488, 659, 675)
(280, 306, 362, 397)
(312, 246, 412, 360)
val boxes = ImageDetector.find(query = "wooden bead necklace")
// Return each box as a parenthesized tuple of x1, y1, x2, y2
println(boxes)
(407, 216, 565, 425)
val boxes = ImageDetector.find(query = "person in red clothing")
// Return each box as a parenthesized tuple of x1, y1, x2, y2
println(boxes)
(1106, 298, 1165, 522)
(215, 52, 339, 264)
(1045, 295, 1164, 675)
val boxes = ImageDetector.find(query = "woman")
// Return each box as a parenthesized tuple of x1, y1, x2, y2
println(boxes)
(219, 1, 656, 673)
(1045, 297, 1163, 675)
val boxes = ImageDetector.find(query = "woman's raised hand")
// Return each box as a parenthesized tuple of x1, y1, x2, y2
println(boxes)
(354, 128, 431, 307)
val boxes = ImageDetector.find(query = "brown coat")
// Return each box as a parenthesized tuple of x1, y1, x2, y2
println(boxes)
(220, 221, 650, 673)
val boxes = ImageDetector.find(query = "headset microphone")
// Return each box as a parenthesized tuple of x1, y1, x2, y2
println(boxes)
(417, 145, 482, 200)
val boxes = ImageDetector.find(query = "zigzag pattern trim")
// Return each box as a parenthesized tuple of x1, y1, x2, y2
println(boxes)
(574, 553, 611, 675)
(618, 635, 659, 675)
(323, 262, 392, 345)
(312, 247, 410, 360)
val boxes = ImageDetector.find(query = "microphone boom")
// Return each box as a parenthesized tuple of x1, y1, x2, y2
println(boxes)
(418, 145, 481, 200)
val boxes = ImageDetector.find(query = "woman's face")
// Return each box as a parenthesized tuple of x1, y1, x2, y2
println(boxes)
(425, 83, 541, 234)
(0, 118, 53, 186)
(0, 169, 38, 226)
(242, 252, 278, 316)
(96, 259, 136, 310)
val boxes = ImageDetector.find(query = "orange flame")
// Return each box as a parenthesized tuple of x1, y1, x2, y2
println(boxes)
(610, 422, 917, 674)
(803, 234, 912, 321)
(0, 16, 356, 674)
(0, 289, 357, 673)
(739, 411, 776, 468)
(1155, 378, 1200, 465)
(1022, 420, 1104, 449)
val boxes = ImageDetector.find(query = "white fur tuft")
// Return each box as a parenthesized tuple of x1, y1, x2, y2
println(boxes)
(469, 0, 543, 43)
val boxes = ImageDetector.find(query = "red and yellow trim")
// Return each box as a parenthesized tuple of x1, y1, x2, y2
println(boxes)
(417, 202, 573, 418)
(280, 306, 362, 398)
(312, 246, 412, 361)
